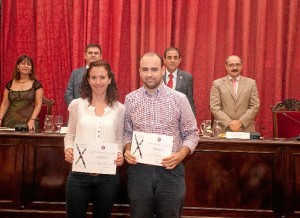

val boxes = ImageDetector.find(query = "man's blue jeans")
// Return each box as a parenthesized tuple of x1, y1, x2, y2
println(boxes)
(127, 163, 186, 218)
(66, 172, 119, 218)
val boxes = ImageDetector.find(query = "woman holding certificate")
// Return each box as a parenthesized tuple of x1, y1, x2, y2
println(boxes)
(64, 60, 125, 218)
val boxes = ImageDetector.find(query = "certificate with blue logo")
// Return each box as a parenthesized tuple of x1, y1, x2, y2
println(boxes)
(131, 131, 173, 166)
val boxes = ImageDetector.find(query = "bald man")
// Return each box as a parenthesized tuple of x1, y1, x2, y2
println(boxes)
(210, 55, 260, 132)
(123, 52, 199, 218)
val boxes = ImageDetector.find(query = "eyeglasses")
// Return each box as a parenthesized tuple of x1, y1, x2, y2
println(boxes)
(227, 63, 242, 68)
(140, 67, 160, 73)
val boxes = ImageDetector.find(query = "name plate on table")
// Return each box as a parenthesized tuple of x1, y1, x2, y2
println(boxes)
(226, 132, 250, 139)
(131, 131, 173, 166)
(72, 141, 118, 175)
(0, 127, 15, 131)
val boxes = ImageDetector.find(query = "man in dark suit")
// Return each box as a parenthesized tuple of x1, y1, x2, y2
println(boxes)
(163, 47, 196, 116)
(210, 55, 260, 132)
(64, 44, 102, 105)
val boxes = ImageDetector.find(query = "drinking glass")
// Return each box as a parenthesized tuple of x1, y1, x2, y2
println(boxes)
(200, 120, 212, 137)
(54, 115, 63, 132)
(44, 115, 54, 132)
(213, 120, 223, 137)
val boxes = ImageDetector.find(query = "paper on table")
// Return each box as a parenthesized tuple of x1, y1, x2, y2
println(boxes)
(226, 132, 250, 139)
(0, 127, 15, 131)
(60, 127, 68, 133)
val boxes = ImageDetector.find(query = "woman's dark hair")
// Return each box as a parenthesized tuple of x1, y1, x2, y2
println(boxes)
(80, 60, 119, 107)
(12, 55, 36, 80)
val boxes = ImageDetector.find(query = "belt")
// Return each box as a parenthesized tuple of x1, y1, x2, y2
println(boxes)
(89, 173, 100, 176)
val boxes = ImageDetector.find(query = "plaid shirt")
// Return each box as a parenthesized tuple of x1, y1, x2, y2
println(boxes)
(123, 84, 199, 153)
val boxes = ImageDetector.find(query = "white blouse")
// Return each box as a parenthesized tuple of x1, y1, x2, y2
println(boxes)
(64, 98, 125, 153)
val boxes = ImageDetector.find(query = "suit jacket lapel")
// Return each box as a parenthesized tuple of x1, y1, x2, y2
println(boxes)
(163, 73, 167, 84)
(176, 69, 183, 90)
(236, 76, 245, 99)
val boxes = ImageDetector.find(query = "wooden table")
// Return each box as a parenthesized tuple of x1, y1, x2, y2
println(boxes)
(0, 131, 300, 217)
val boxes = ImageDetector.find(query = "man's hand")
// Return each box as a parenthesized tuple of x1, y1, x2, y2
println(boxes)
(229, 120, 243, 132)
(123, 143, 137, 165)
(161, 146, 190, 170)
(124, 150, 137, 164)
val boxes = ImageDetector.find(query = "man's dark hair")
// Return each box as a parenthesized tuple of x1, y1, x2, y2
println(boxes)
(164, 47, 181, 59)
(85, 43, 102, 54)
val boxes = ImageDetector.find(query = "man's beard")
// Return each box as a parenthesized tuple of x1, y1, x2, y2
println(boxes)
(144, 79, 162, 90)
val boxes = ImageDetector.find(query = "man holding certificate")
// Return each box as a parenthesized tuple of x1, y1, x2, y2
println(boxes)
(123, 52, 199, 218)
(64, 60, 125, 218)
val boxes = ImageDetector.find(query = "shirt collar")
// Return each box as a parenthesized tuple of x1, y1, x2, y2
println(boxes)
(166, 69, 178, 79)
(228, 75, 240, 82)
(142, 82, 166, 97)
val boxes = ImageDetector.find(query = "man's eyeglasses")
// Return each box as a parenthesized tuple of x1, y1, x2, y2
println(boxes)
(227, 63, 242, 68)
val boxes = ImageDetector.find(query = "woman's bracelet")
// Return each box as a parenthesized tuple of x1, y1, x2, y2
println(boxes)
(30, 118, 36, 120)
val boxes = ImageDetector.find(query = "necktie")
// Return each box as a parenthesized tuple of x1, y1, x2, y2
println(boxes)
(167, 74, 173, 88)
(232, 78, 237, 96)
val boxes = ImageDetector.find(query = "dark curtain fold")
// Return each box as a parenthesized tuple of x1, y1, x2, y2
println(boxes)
(1, 0, 299, 137)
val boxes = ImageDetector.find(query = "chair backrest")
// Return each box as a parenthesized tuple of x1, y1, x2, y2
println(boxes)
(271, 98, 300, 138)
(38, 96, 55, 130)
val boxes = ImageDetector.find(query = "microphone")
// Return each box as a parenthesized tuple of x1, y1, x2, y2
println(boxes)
(282, 113, 300, 125)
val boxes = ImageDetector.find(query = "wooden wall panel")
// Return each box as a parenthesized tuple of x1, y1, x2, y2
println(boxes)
(284, 146, 300, 217)
(0, 132, 300, 217)
(0, 137, 24, 209)
(24, 138, 70, 211)
(183, 140, 282, 217)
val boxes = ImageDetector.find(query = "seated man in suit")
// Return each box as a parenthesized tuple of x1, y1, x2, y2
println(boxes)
(163, 47, 196, 116)
(210, 55, 260, 132)
(64, 43, 102, 105)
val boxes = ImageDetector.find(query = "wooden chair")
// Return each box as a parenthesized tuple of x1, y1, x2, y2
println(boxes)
(38, 96, 55, 129)
(271, 98, 300, 138)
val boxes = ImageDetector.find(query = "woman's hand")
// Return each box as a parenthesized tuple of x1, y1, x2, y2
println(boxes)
(65, 147, 74, 163)
(114, 152, 124, 166)
(27, 119, 35, 130)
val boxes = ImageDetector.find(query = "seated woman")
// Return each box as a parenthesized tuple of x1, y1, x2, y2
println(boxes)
(0, 54, 44, 130)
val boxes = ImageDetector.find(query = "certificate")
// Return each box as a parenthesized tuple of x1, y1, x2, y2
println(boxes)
(72, 141, 118, 175)
(131, 131, 173, 166)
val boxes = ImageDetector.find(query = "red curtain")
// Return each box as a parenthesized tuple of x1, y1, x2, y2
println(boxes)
(1, 0, 300, 137)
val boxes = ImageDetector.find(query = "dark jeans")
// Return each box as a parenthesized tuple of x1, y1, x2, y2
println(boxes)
(127, 163, 186, 218)
(66, 171, 119, 218)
